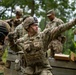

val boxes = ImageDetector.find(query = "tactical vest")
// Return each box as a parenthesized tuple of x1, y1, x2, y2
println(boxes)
(23, 34, 49, 66)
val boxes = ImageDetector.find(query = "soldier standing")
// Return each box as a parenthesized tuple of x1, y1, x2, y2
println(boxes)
(46, 9, 66, 57)
(8, 16, 76, 75)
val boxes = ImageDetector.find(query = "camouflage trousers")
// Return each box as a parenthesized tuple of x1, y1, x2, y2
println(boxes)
(22, 66, 53, 75)
(48, 39, 63, 57)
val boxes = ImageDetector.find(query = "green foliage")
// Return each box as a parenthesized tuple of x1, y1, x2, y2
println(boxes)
(2, 47, 8, 63)
(71, 39, 76, 53)
(63, 49, 71, 55)
(0, 0, 76, 21)
(63, 29, 76, 54)
(39, 18, 46, 31)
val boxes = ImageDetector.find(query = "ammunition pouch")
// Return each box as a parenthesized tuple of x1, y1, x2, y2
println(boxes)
(48, 40, 63, 54)
(57, 34, 66, 44)
(24, 40, 44, 66)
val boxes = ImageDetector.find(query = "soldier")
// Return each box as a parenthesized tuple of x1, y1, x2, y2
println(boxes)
(46, 9, 64, 28)
(46, 9, 66, 57)
(0, 20, 10, 65)
(7, 8, 23, 31)
(8, 16, 76, 75)
(7, 16, 41, 75)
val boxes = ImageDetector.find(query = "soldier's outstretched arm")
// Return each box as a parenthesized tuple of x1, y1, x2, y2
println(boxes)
(41, 19, 76, 51)
(51, 19, 76, 38)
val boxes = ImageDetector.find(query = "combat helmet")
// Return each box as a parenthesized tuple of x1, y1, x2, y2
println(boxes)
(0, 20, 10, 44)
(47, 9, 55, 16)
(15, 8, 23, 16)
(33, 17, 38, 23)
(0, 20, 10, 33)
(23, 16, 38, 30)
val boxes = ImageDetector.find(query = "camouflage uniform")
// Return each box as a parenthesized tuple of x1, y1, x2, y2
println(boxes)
(14, 23, 27, 69)
(14, 23, 27, 38)
(46, 10, 65, 57)
(6, 16, 41, 75)
(8, 17, 76, 75)
(46, 17, 64, 28)
(7, 8, 23, 31)
(0, 20, 10, 64)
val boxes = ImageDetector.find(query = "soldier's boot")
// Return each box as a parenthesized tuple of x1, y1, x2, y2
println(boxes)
(40, 69, 53, 75)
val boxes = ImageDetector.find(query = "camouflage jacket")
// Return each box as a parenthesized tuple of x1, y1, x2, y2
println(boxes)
(14, 19, 76, 67)
(7, 17, 23, 31)
(46, 17, 65, 54)
(46, 17, 66, 53)
(46, 17, 64, 28)
(14, 23, 27, 38)
(8, 23, 27, 52)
